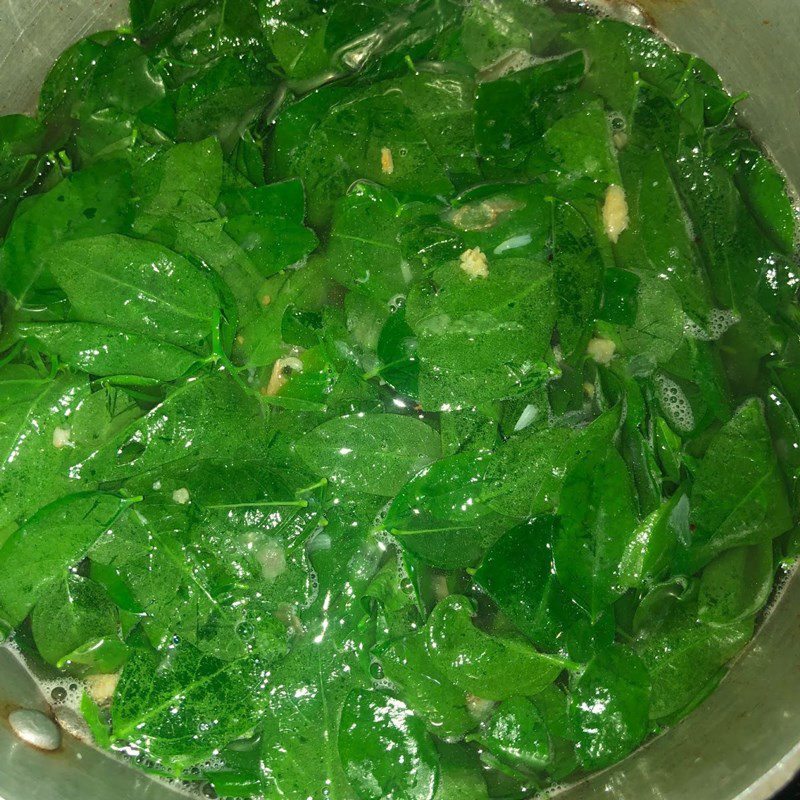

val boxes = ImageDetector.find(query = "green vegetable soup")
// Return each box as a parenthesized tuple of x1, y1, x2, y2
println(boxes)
(0, 0, 797, 797)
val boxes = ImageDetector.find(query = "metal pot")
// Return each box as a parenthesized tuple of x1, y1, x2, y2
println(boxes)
(1, 1, 799, 798)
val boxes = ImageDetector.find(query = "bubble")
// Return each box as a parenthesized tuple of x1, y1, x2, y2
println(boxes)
(655, 374, 695, 433)
(684, 309, 740, 341)
(369, 661, 384, 680)
(387, 293, 406, 313)
(51, 686, 68, 703)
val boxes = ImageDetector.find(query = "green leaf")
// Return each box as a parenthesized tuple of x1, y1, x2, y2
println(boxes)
(483, 427, 575, 519)
(736, 151, 795, 254)
(764, 387, 800, 516)
(554, 415, 638, 619)
(406, 257, 555, 410)
(698, 542, 773, 625)
(0, 161, 133, 308)
(474, 50, 585, 175)
(618, 494, 686, 589)
(472, 696, 551, 772)
(376, 307, 420, 398)
(17, 322, 201, 381)
(457, 0, 562, 70)
(544, 102, 620, 185)
(47, 234, 220, 350)
(612, 275, 685, 368)
(76, 374, 270, 483)
(378, 633, 475, 739)
(269, 83, 453, 227)
(569, 644, 650, 770)
(31, 574, 121, 668)
(636, 600, 753, 721)
(392, 70, 480, 187)
(135, 138, 223, 213)
(259, 498, 387, 799)
(474, 517, 585, 654)
(0, 493, 133, 627)
(0, 367, 90, 529)
(111, 641, 281, 772)
(328, 182, 409, 303)
(445, 183, 551, 262)
(424, 595, 571, 701)
(433, 742, 489, 800)
(385, 452, 503, 569)
(224, 212, 318, 278)
(530, 684, 579, 780)
(295, 413, 440, 497)
(616, 149, 712, 325)
(549, 193, 608, 361)
(687, 399, 791, 569)
(80, 691, 111, 748)
(338, 688, 439, 800)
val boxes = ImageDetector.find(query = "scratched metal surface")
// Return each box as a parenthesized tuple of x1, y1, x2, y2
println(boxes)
(0, 0, 128, 114)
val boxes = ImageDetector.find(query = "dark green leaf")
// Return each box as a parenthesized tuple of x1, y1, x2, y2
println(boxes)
(47, 234, 220, 350)
(687, 399, 791, 569)
(636, 600, 752, 721)
(18, 322, 201, 381)
(385, 452, 503, 569)
(406, 257, 555, 410)
(472, 696, 551, 772)
(112, 641, 281, 772)
(0, 162, 133, 308)
(378, 633, 475, 739)
(698, 542, 773, 625)
(554, 413, 638, 619)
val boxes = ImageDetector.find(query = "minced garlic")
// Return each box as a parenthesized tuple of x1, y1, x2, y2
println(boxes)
(459, 247, 489, 279)
(52, 426, 73, 449)
(587, 337, 616, 365)
(264, 356, 305, 397)
(603, 184, 629, 243)
(85, 672, 119, 705)
(172, 487, 191, 505)
(381, 147, 394, 175)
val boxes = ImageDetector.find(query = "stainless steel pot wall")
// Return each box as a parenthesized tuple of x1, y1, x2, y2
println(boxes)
(1, 1, 799, 799)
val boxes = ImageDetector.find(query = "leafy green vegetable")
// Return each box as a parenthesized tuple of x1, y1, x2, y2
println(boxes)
(0, 367, 90, 529)
(112, 640, 281, 772)
(569, 645, 650, 769)
(295, 413, 440, 497)
(0, 493, 133, 627)
(0, 161, 133, 308)
(47, 234, 220, 351)
(17, 322, 201, 381)
(424, 595, 572, 700)
(698, 542, 773, 625)
(406, 257, 555, 410)
(31, 574, 123, 669)
(554, 415, 639, 620)
(474, 516, 584, 654)
(636, 599, 753, 721)
(338, 689, 439, 800)
(472, 696, 552, 772)
(76, 374, 270, 483)
(378, 633, 475, 739)
(0, 1, 793, 794)
(687, 399, 791, 569)
(385, 452, 503, 568)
